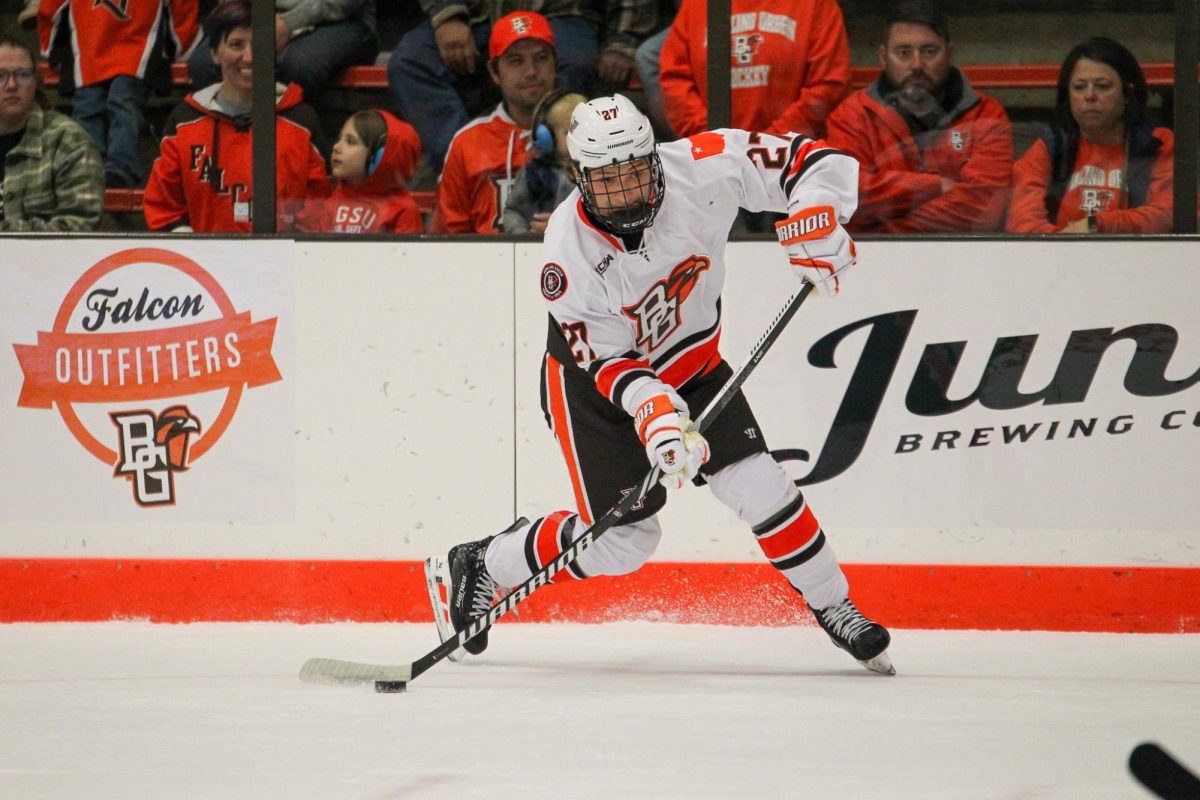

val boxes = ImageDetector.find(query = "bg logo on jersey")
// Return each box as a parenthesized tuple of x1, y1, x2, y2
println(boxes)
(13, 247, 281, 507)
(623, 255, 711, 351)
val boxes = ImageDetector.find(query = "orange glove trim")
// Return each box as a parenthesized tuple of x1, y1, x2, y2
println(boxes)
(634, 394, 678, 444)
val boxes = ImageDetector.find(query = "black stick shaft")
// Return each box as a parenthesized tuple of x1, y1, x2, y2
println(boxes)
(409, 281, 815, 683)
(1130, 742, 1200, 800)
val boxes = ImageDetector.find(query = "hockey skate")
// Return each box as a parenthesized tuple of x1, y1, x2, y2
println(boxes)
(424, 518, 528, 660)
(809, 598, 895, 675)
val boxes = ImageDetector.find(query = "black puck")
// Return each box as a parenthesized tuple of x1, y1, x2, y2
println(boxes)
(375, 680, 407, 693)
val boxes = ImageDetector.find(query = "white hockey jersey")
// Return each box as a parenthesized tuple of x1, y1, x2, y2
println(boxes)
(540, 128, 858, 418)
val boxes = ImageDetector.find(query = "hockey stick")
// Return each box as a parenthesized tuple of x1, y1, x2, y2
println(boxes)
(1129, 742, 1200, 800)
(300, 280, 816, 690)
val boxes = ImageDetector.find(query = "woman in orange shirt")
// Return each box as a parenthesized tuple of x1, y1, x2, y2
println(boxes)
(1007, 37, 1173, 234)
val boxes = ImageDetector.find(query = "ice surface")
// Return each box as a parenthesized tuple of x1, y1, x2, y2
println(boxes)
(1, 622, 1196, 799)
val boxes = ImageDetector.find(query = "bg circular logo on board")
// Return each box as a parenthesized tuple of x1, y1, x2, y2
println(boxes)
(13, 247, 281, 507)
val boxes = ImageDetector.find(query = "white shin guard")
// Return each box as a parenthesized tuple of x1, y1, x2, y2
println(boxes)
(573, 515, 662, 577)
(706, 452, 849, 610)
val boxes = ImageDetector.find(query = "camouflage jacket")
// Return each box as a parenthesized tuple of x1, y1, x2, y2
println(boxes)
(0, 107, 104, 232)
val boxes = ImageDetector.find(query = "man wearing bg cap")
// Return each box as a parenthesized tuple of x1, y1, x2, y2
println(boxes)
(430, 12, 558, 234)
(389, 0, 654, 173)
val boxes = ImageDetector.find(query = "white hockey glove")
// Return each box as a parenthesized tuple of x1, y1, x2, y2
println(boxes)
(774, 205, 857, 297)
(634, 394, 710, 490)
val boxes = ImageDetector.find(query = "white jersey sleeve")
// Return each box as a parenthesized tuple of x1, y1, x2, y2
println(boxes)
(677, 128, 860, 223)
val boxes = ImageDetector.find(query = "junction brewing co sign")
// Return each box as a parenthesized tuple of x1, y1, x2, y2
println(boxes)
(13, 247, 281, 507)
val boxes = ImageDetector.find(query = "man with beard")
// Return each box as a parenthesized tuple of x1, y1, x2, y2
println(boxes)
(430, 11, 558, 233)
(825, 1, 1012, 233)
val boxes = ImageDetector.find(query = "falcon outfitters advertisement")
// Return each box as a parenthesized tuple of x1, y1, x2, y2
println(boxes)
(4, 241, 293, 521)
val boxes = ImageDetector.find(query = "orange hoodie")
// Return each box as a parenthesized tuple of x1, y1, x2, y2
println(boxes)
(143, 82, 328, 232)
(659, 0, 850, 138)
(308, 111, 424, 234)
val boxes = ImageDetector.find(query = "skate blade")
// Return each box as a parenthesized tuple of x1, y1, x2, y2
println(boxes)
(859, 650, 896, 676)
(424, 556, 466, 663)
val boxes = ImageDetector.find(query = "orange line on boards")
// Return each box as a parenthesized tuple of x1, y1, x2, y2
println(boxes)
(0, 559, 1195, 633)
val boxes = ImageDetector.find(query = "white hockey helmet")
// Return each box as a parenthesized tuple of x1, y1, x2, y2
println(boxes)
(566, 94, 664, 233)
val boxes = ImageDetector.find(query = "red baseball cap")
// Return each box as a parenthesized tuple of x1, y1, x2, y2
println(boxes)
(489, 11, 555, 60)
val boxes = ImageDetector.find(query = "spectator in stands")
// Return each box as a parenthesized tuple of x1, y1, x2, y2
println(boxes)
(143, 0, 328, 232)
(659, 0, 850, 139)
(187, 0, 378, 111)
(501, 88, 584, 234)
(0, 30, 103, 231)
(430, 11, 557, 234)
(825, 1, 1013, 233)
(1007, 37, 1173, 234)
(389, 0, 655, 173)
(37, 0, 199, 188)
(633, 0, 679, 139)
(304, 108, 424, 233)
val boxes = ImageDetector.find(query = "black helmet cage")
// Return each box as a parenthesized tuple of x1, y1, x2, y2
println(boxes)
(573, 150, 665, 234)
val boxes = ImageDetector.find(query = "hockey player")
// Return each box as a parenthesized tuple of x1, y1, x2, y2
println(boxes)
(427, 94, 894, 675)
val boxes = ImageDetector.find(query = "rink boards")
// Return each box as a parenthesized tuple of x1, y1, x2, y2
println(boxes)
(1, 238, 1197, 630)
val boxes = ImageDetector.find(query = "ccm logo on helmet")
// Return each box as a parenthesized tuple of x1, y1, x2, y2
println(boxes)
(776, 206, 836, 245)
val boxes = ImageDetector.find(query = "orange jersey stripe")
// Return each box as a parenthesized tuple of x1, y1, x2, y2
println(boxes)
(545, 356, 593, 524)
(575, 198, 622, 250)
(786, 139, 825, 179)
(594, 357, 651, 404)
(658, 334, 721, 388)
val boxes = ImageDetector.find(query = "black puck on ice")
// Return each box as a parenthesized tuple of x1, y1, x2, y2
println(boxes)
(375, 680, 407, 693)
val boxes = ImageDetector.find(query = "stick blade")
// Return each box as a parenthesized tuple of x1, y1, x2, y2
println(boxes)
(1129, 742, 1200, 800)
(299, 657, 413, 686)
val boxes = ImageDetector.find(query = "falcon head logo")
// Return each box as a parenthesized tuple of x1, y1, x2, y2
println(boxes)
(155, 405, 201, 471)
